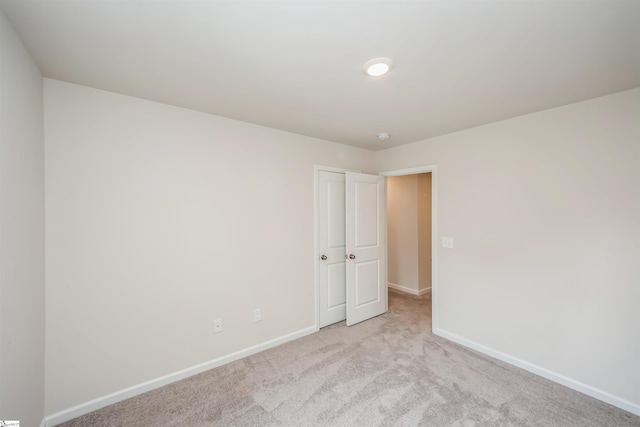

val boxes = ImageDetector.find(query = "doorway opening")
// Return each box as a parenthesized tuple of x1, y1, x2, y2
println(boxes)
(381, 165, 438, 331)
(387, 173, 432, 296)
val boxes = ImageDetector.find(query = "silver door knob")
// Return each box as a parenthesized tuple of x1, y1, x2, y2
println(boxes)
(349, 254, 356, 259)
(320, 254, 327, 260)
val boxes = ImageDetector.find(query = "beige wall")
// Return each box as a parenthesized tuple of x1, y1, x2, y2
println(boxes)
(0, 9, 45, 427)
(375, 88, 640, 410)
(387, 175, 419, 292)
(417, 173, 432, 292)
(44, 79, 375, 415)
(387, 173, 431, 294)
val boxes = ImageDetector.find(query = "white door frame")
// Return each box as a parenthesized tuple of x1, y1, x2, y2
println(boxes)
(379, 165, 439, 332)
(314, 165, 359, 329)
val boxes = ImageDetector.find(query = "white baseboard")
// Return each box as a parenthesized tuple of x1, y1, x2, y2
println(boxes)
(43, 323, 639, 425)
(434, 328, 640, 417)
(388, 282, 431, 296)
(43, 325, 318, 427)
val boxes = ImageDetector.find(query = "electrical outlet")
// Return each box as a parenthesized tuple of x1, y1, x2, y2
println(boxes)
(442, 237, 454, 249)
(213, 318, 223, 333)
(253, 308, 262, 322)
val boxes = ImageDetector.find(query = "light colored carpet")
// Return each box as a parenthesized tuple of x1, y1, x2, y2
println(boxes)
(60, 290, 640, 426)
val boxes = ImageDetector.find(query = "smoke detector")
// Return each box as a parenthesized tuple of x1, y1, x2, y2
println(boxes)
(377, 132, 390, 142)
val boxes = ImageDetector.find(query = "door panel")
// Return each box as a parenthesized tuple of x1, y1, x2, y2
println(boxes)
(318, 171, 347, 327)
(354, 181, 379, 247)
(345, 172, 387, 326)
(327, 180, 346, 249)
(355, 260, 380, 305)
(328, 263, 347, 308)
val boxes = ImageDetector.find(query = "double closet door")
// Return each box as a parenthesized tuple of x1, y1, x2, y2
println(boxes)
(318, 170, 387, 327)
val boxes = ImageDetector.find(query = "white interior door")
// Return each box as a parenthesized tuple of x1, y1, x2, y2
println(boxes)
(345, 172, 387, 326)
(318, 171, 347, 327)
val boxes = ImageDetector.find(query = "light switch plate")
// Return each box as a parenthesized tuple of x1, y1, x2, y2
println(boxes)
(213, 318, 223, 333)
(442, 237, 454, 249)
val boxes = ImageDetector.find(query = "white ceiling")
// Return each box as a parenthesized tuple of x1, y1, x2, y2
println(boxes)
(2, 0, 639, 150)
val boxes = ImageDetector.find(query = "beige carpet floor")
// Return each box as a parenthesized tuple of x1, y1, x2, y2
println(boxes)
(60, 290, 640, 426)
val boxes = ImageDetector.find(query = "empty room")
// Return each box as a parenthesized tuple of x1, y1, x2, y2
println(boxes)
(1, 1, 638, 426)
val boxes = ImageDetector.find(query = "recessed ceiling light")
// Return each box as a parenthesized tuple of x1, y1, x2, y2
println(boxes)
(364, 57, 394, 77)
